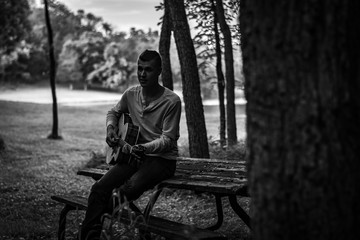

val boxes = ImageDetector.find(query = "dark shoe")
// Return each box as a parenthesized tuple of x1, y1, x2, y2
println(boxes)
(84, 224, 102, 240)
(85, 230, 100, 240)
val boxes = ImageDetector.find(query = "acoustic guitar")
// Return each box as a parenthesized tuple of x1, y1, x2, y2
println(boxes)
(106, 113, 140, 165)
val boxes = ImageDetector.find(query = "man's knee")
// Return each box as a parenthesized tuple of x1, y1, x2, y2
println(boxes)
(119, 181, 145, 201)
(89, 181, 112, 203)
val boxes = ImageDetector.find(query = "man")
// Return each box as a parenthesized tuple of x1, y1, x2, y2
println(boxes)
(80, 49, 182, 240)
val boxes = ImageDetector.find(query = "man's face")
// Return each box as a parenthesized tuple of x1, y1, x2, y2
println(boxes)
(137, 59, 161, 88)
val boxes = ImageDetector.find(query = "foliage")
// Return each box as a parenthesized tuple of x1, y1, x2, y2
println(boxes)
(0, 0, 81, 83)
(28, 0, 81, 58)
(56, 28, 159, 89)
(0, 0, 120, 84)
(0, 0, 243, 99)
(186, 0, 240, 49)
(185, 0, 244, 91)
(27, 47, 50, 81)
(79, 34, 106, 78)
(55, 40, 81, 83)
(86, 42, 134, 90)
(27, 0, 117, 55)
(0, 41, 32, 82)
(0, 0, 31, 53)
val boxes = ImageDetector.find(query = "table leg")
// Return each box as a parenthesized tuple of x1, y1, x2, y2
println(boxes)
(228, 195, 251, 230)
(58, 204, 75, 240)
(143, 187, 163, 219)
(129, 202, 142, 214)
(206, 194, 224, 230)
(137, 187, 163, 240)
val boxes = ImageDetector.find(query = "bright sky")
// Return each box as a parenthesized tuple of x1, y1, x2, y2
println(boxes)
(58, 0, 163, 32)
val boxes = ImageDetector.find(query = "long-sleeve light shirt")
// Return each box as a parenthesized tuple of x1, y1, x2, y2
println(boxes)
(106, 86, 182, 160)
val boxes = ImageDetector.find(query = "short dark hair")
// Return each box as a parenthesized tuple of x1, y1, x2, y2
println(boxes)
(138, 49, 162, 68)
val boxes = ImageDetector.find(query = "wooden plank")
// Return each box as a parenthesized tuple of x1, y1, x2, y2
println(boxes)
(177, 165, 246, 173)
(92, 156, 245, 165)
(176, 157, 246, 165)
(160, 178, 248, 196)
(177, 161, 246, 167)
(96, 162, 246, 173)
(77, 168, 246, 185)
(77, 167, 249, 196)
(51, 194, 227, 239)
(78, 164, 247, 180)
(77, 168, 106, 180)
(174, 169, 245, 179)
(174, 173, 247, 184)
(51, 195, 88, 210)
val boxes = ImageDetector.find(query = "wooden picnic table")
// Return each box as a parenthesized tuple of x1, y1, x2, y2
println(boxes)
(77, 156, 251, 231)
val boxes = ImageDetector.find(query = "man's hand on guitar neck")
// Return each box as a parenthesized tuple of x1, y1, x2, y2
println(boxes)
(106, 125, 119, 147)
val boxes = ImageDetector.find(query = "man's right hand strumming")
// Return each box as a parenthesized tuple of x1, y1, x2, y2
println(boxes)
(106, 125, 118, 147)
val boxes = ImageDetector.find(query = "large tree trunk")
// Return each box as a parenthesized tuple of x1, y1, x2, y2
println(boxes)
(159, 0, 173, 90)
(212, 0, 226, 147)
(169, 0, 210, 158)
(241, 0, 360, 239)
(44, 0, 61, 139)
(215, 0, 237, 146)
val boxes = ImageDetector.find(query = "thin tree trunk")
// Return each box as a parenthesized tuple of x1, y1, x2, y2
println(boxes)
(44, 0, 61, 139)
(215, 0, 237, 146)
(169, 0, 210, 158)
(159, 0, 173, 90)
(241, 0, 360, 239)
(212, 0, 226, 147)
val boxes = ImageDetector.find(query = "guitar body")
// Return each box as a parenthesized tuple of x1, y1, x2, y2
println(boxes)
(106, 113, 140, 165)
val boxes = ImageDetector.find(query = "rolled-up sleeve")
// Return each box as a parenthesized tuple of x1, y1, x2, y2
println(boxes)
(142, 135, 176, 154)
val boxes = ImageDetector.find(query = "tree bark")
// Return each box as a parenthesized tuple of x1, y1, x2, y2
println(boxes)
(44, 0, 61, 139)
(241, 0, 360, 239)
(159, 0, 173, 90)
(215, 0, 237, 146)
(169, 0, 210, 158)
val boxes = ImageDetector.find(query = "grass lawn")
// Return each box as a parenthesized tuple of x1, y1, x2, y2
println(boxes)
(0, 90, 251, 240)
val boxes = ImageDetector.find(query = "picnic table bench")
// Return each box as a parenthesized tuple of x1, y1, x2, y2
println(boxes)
(51, 156, 250, 240)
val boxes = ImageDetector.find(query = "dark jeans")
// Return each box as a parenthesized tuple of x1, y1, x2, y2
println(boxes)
(80, 156, 176, 240)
